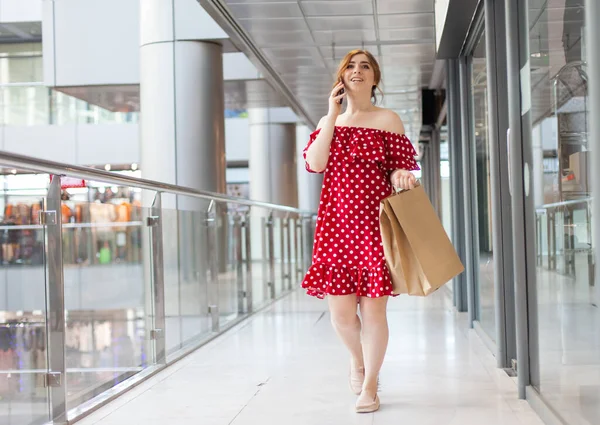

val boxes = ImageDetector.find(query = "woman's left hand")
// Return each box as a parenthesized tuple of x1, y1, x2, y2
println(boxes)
(390, 169, 416, 190)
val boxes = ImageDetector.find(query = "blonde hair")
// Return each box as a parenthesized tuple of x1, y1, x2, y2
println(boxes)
(333, 49, 383, 104)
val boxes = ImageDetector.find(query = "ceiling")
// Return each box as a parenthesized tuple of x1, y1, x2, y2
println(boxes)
(207, 0, 437, 141)
(0, 22, 41, 43)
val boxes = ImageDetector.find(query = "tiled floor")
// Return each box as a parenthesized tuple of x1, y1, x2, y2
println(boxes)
(76, 289, 545, 425)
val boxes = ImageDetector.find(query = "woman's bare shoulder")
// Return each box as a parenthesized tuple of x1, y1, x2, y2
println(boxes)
(372, 108, 405, 135)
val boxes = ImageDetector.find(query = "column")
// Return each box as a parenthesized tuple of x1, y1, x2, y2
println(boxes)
(296, 124, 324, 213)
(248, 108, 298, 265)
(248, 108, 298, 207)
(140, 3, 226, 206)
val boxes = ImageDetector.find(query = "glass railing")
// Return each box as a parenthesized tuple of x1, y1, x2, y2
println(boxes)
(0, 151, 315, 425)
(535, 198, 594, 283)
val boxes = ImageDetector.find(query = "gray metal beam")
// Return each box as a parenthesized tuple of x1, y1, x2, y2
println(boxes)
(484, 0, 517, 369)
(586, 0, 600, 294)
(505, 0, 540, 398)
(447, 59, 468, 312)
(45, 177, 67, 424)
(459, 56, 481, 327)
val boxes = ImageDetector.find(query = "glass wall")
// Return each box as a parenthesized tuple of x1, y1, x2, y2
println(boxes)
(0, 173, 50, 424)
(529, 1, 598, 423)
(0, 42, 138, 125)
(472, 31, 496, 341)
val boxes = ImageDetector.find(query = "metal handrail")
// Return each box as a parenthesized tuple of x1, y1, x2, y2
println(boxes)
(0, 150, 316, 215)
(537, 197, 592, 211)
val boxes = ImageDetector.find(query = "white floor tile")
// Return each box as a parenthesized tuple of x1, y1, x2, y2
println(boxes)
(76, 290, 544, 425)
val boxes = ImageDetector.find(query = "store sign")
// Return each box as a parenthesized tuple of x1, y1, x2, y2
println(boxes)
(50, 175, 86, 189)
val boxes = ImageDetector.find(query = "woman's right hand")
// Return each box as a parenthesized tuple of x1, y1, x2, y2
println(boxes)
(328, 81, 346, 116)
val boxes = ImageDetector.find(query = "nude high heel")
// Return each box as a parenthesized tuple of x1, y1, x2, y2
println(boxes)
(355, 393, 380, 413)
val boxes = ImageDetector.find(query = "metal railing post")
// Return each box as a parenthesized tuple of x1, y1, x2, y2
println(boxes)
(234, 215, 245, 314)
(206, 201, 219, 333)
(286, 215, 293, 289)
(292, 217, 299, 277)
(149, 192, 166, 364)
(243, 211, 253, 313)
(44, 175, 67, 424)
(267, 212, 276, 299)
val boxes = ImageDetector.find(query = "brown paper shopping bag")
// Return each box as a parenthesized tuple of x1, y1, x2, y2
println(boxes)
(380, 185, 464, 296)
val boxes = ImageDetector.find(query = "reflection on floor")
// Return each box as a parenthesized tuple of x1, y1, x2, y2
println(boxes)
(76, 289, 543, 425)
(536, 262, 600, 425)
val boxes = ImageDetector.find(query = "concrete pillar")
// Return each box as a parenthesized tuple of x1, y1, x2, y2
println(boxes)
(139, 2, 226, 207)
(248, 108, 298, 207)
(296, 124, 324, 213)
(247, 108, 298, 266)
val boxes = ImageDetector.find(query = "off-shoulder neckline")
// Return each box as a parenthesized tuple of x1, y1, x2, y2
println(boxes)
(333, 125, 407, 138)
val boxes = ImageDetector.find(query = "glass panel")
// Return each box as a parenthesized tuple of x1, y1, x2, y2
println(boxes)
(62, 186, 153, 410)
(248, 207, 272, 310)
(217, 210, 240, 328)
(162, 204, 211, 357)
(529, 1, 598, 423)
(0, 187, 50, 424)
(472, 31, 496, 340)
(272, 217, 284, 298)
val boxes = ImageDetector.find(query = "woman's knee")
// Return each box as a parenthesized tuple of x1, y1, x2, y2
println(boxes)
(359, 297, 389, 324)
(329, 299, 359, 328)
(330, 311, 359, 329)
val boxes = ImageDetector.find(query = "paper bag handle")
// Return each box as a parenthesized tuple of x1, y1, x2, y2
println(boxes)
(393, 179, 421, 194)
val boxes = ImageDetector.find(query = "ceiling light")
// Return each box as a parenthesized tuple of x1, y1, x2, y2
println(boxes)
(104, 164, 111, 171)
(131, 163, 138, 171)
(11, 169, 17, 174)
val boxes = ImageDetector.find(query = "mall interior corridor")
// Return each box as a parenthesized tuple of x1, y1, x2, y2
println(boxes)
(74, 289, 543, 425)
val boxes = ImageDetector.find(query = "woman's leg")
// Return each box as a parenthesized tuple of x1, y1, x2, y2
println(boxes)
(327, 294, 364, 371)
(359, 296, 389, 398)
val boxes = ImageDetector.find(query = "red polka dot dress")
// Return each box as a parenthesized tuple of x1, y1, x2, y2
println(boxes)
(301, 126, 420, 299)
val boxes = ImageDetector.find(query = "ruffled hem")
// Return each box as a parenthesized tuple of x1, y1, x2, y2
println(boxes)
(301, 261, 398, 299)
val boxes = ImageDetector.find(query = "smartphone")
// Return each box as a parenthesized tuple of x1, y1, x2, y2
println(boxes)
(337, 87, 345, 104)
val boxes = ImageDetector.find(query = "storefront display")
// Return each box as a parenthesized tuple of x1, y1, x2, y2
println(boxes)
(0, 176, 145, 267)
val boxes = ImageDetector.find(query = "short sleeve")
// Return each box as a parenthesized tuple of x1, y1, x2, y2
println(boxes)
(303, 128, 325, 174)
(384, 132, 420, 172)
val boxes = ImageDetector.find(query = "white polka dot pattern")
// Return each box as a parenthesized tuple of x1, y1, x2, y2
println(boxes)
(301, 126, 419, 299)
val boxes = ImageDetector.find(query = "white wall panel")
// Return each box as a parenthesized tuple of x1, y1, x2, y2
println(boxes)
(77, 124, 140, 165)
(223, 52, 261, 80)
(4, 125, 77, 163)
(1, 116, 249, 178)
(44, 0, 232, 88)
(140, 0, 174, 45)
(50, 0, 140, 86)
(42, 0, 56, 85)
(174, 0, 227, 40)
(225, 117, 250, 161)
(0, 0, 42, 22)
(2, 124, 139, 166)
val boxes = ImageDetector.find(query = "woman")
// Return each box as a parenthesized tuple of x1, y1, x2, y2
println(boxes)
(301, 49, 419, 413)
